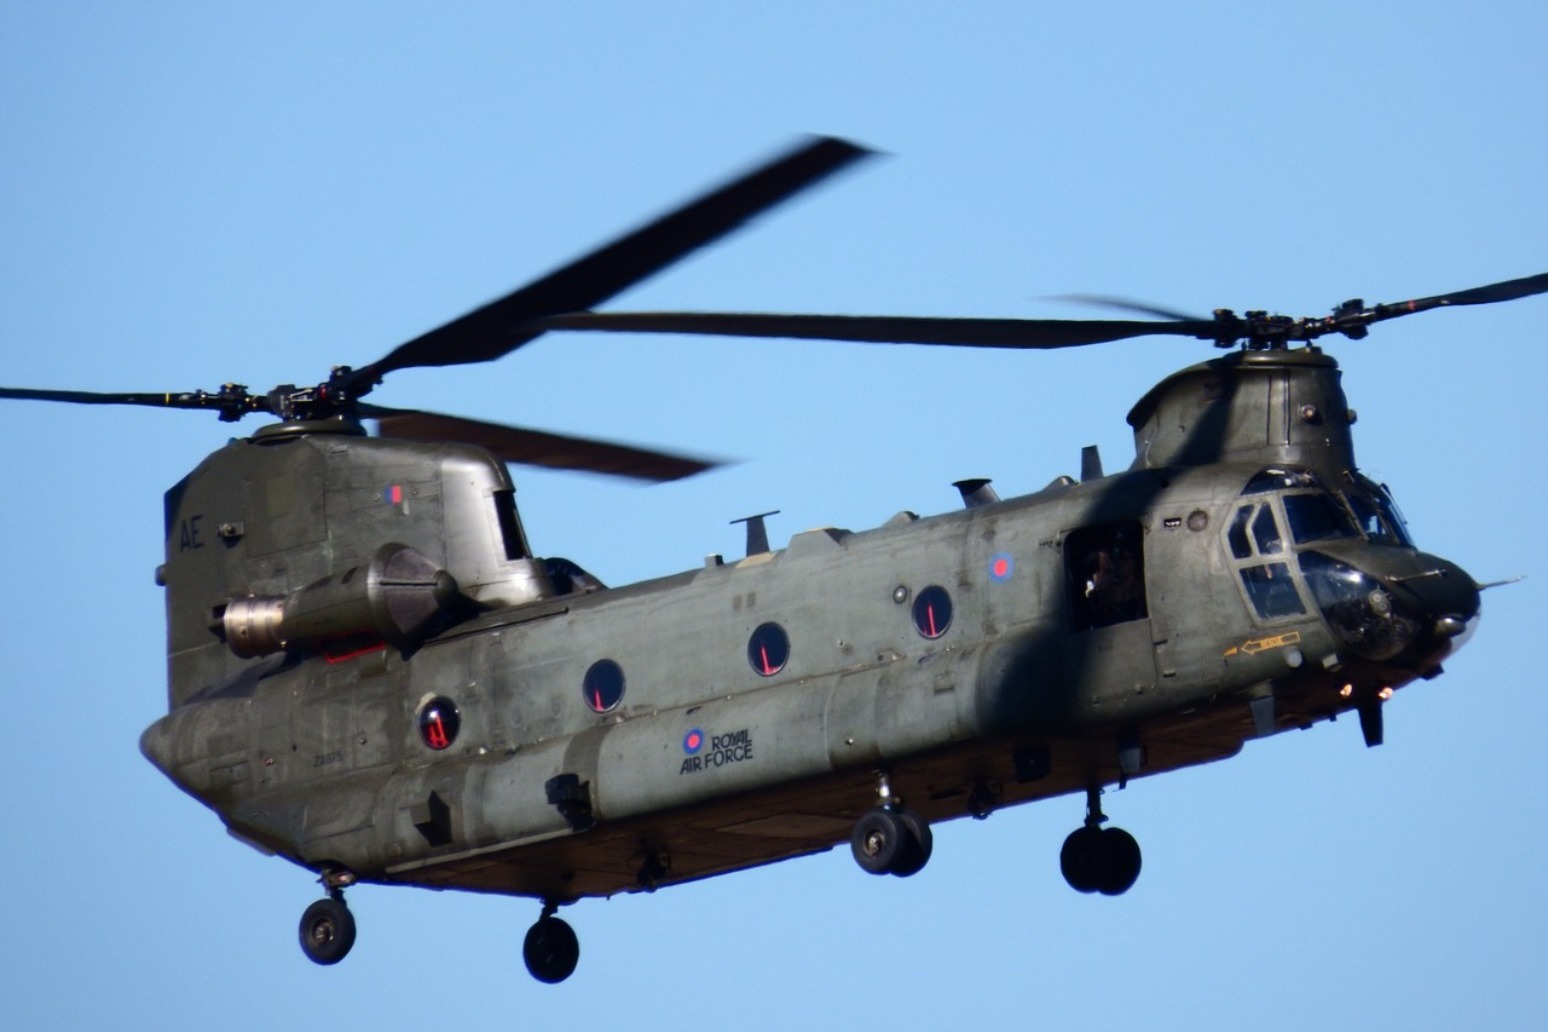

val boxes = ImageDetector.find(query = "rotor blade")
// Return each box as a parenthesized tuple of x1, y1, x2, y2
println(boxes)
(541, 311, 1219, 349)
(362, 405, 721, 482)
(1, 386, 181, 406)
(0, 385, 262, 417)
(1372, 270, 1548, 320)
(1047, 293, 1210, 322)
(358, 136, 873, 386)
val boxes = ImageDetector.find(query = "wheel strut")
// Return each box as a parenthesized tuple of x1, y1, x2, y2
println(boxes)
(1083, 783, 1108, 829)
(874, 768, 897, 807)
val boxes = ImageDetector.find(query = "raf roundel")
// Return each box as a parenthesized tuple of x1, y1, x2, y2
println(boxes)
(683, 728, 705, 754)
(989, 552, 1015, 583)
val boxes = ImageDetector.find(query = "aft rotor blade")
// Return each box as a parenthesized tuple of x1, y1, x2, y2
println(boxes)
(359, 136, 872, 385)
(1, 386, 177, 406)
(541, 311, 1219, 349)
(363, 405, 721, 482)
(0, 385, 263, 418)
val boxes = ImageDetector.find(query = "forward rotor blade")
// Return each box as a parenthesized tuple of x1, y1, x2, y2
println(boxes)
(359, 136, 872, 386)
(1048, 293, 1210, 322)
(541, 311, 1218, 349)
(549, 269, 1548, 350)
(362, 405, 721, 482)
(1371, 270, 1548, 320)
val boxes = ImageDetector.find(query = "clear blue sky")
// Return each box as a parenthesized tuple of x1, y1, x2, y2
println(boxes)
(3, 3, 1545, 1028)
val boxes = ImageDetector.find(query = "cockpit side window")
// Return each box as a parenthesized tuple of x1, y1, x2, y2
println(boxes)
(1239, 562, 1305, 619)
(1345, 475, 1414, 547)
(1346, 493, 1384, 539)
(1224, 481, 1309, 622)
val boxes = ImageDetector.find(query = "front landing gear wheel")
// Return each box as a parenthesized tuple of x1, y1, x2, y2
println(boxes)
(299, 897, 356, 965)
(523, 915, 580, 984)
(851, 807, 907, 874)
(1059, 825, 1142, 896)
(850, 807, 932, 877)
(1060, 825, 1106, 894)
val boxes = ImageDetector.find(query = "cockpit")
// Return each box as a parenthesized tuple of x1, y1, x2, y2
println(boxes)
(1234, 467, 1410, 551)
(1223, 467, 1476, 665)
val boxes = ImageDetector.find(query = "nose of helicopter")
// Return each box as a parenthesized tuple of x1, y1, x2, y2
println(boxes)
(1392, 552, 1482, 657)
(1299, 547, 1480, 665)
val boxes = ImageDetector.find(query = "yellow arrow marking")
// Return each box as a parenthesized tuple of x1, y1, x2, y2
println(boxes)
(1224, 630, 1302, 657)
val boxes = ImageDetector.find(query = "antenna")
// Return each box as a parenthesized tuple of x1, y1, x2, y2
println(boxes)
(731, 511, 780, 557)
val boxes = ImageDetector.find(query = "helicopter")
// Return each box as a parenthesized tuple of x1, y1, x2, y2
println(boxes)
(4, 134, 1542, 985)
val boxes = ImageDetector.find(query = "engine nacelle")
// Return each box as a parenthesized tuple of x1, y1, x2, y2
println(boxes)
(220, 543, 458, 658)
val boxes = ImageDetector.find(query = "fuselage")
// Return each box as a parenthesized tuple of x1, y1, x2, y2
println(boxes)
(140, 347, 1480, 903)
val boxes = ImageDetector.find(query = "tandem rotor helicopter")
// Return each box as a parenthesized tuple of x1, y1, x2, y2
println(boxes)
(5, 136, 1543, 984)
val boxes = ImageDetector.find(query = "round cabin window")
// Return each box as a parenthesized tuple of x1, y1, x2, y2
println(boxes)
(747, 623, 790, 677)
(418, 696, 461, 751)
(912, 585, 953, 639)
(583, 659, 626, 713)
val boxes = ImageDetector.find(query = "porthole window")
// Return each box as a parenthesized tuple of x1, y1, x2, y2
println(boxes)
(418, 696, 461, 751)
(748, 622, 790, 677)
(912, 585, 953, 639)
(583, 659, 626, 713)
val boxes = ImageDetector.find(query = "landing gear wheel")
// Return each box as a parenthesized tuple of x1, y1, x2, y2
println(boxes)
(1095, 827, 1141, 896)
(890, 809, 933, 877)
(299, 897, 356, 965)
(1060, 825, 1142, 896)
(850, 807, 932, 877)
(1060, 825, 1106, 894)
(523, 915, 580, 984)
(851, 807, 907, 875)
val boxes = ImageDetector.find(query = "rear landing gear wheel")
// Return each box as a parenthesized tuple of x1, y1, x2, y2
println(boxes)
(891, 808, 934, 877)
(523, 913, 580, 984)
(299, 896, 356, 965)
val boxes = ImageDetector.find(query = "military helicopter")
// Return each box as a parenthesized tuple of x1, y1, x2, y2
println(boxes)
(5, 134, 1542, 985)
